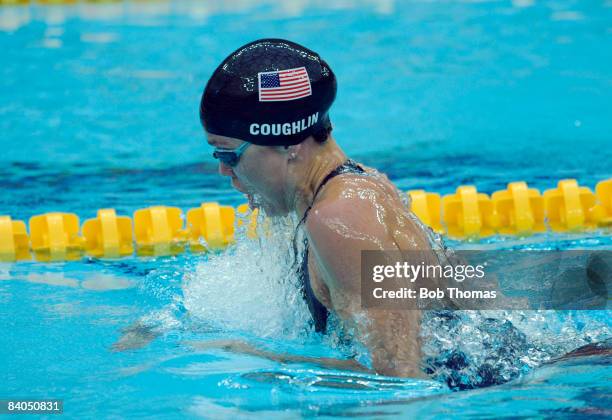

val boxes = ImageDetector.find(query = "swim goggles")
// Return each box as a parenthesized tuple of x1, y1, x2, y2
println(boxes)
(212, 142, 251, 167)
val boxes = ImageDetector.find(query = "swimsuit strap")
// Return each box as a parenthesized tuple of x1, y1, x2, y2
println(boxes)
(292, 159, 365, 265)
(293, 159, 366, 333)
(295, 159, 365, 234)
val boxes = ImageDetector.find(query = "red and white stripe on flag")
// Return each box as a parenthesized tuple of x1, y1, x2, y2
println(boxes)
(258, 67, 312, 102)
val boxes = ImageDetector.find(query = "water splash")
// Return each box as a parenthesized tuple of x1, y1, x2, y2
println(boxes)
(183, 209, 313, 340)
(420, 309, 611, 390)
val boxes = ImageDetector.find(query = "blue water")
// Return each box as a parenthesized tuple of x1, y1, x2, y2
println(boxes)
(1, 0, 611, 418)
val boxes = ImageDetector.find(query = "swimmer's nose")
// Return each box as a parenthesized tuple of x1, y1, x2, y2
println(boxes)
(218, 162, 234, 177)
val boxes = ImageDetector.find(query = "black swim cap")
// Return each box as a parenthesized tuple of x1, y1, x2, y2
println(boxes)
(200, 38, 336, 146)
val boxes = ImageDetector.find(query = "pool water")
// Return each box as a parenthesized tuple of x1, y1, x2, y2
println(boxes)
(1, 0, 611, 418)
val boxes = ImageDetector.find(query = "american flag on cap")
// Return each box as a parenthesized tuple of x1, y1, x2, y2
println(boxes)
(258, 67, 312, 102)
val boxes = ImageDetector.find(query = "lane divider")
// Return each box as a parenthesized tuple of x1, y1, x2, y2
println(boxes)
(29, 212, 83, 262)
(0, 216, 29, 261)
(491, 181, 545, 236)
(83, 209, 133, 258)
(133, 206, 187, 257)
(0, 178, 610, 262)
(405, 190, 442, 233)
(544, 179, 598, 232)
(408, 178, 611, 239)
(187, 203, 235, 252)
(440, 185, 497, 238)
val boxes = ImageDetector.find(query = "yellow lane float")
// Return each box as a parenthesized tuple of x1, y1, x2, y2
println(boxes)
(408, 190, 443, 233)
(442, 185, 497, 239)
(491, 181, 545, 236)
(133, 206, 187, 256)
(0, 216, 30, 262)
(82, 209, 134, 258)
(187, 202, 235, 252)
(544, 179, 597, 232)
(0, 178, 610, 262)
(29, 212, 84, 261)
(592, 179, 612, 226)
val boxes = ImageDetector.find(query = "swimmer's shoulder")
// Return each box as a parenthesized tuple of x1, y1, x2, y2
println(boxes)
(306, 179, 393, 246)
(305, 189, 392, 296)
(305, 163, 403, 228)
(311, 164, 436, 252)
(316, 163, 393, 199)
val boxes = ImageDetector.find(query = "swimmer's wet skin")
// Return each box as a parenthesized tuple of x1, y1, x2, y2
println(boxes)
(199, 39, 444, 379)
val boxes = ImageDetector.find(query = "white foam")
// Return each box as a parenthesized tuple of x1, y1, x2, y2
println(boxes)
(183, 211, 312, 340)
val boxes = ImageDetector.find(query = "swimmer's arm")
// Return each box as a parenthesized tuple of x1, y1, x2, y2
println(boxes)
(111, 322, 161, 352)
(184, 340, 372, 373)
(307, 199, 426, 378)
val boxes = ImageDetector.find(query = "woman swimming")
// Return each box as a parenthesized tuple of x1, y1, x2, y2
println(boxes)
(200, 39, 451, 378)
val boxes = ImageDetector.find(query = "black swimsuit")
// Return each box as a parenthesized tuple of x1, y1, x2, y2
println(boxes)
(294, 159, 366, 333)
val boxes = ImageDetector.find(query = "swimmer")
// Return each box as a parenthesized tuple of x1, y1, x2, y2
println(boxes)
(200, 39, 443, 378)
(113, 39, 609, 386)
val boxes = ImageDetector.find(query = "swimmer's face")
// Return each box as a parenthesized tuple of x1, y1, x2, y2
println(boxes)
(206, 133, 291, 216)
